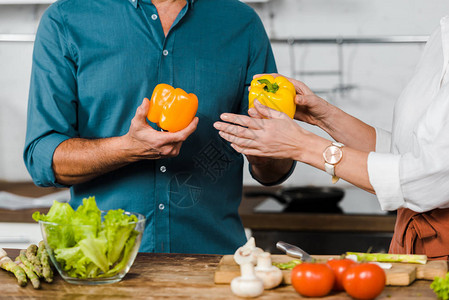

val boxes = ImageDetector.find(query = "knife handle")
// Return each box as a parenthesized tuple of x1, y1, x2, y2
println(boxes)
(276, 241, 289, 253)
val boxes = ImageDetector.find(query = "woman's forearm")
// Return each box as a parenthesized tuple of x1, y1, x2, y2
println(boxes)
(296, 133, 374, 193)
(319, 105, 376, 153)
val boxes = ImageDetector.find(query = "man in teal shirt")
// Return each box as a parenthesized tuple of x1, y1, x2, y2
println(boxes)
(24, 0, 295, 254)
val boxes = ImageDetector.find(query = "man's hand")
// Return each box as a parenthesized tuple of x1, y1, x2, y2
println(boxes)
(124, 98, 199, 161)
(53, 98, 199, 185)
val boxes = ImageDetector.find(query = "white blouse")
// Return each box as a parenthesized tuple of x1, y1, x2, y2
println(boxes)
(368, 16, 449, 213)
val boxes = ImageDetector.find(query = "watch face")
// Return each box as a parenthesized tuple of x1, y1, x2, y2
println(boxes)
(323, 145, 343, 164)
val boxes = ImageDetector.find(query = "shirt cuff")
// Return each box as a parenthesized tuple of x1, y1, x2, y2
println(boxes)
(30, 133, 71, 187)
(375, 127, 392, 153)
(367, 152, 404, 211)
(249, 160, 296, 186)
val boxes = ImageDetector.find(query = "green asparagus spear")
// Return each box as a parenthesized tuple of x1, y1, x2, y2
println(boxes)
(17, 261, 40, 289)
(272, 259, 302, 270)
(20, 249, 42, 277)
(26, 244, 42, 271)
(346, 252, 427, 264)
(38, 241, 53, 283)
(0, 257, 27, 287)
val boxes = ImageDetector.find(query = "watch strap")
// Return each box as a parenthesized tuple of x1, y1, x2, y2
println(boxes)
(332, 142, 344, 148)
(324, 162, 335, 176)
(323, 142, 344, 183)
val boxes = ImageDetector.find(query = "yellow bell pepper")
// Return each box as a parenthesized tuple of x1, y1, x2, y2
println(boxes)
(147, 83, 198, 132)
(248, 75, 296, 118)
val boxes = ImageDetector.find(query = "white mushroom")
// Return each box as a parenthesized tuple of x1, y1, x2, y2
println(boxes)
(231, 262, 264, 298)
(234, 237, 264, 265)
(254, 252, 283, 289)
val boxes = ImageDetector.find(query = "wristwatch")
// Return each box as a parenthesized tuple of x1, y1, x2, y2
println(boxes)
(323, 142, 344, 183)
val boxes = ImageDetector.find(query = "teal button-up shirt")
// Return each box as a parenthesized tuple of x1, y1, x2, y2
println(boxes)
(24, 0, 284, 254)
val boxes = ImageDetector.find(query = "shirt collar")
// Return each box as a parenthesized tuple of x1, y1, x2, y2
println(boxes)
(128, 0, 195, 9)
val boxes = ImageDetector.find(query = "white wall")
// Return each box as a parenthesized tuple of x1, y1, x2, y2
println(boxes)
(0, 1, 447, 186)
(0, 5, 46, 180)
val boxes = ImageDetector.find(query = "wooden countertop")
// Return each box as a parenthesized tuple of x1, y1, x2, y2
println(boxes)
(0, 249, 440, 299)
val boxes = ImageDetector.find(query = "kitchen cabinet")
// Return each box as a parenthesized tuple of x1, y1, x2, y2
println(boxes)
(0, 249, 443, 299)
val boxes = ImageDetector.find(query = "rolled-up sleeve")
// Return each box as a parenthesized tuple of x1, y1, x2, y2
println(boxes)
(368, 152, 404, 210)
(374, 127, 392, 153)
(23, 4, 78, 187)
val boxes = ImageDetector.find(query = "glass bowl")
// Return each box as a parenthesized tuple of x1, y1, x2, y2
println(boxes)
(39, 211, 145, 285)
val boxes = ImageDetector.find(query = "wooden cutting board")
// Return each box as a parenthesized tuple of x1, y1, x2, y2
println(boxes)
(214, 255, 448, 286)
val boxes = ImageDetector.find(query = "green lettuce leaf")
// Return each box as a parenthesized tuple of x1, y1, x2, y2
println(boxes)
(102, 229, 139, 277)
(78, 236, 109, 273)
(34, 196, 141, 279)
(71, 196, 102, 241)
(103, 209, 138, 265)
(431, 273, 449, 300)
(33, 200, 75, 224)
(33, 201, 76, 249)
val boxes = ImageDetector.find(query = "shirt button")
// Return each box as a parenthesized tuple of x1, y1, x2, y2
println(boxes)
(159, 203, 165, 210)
(151, 14, 158, 20)
(163, 50, 169, 56)
(160, 165, 167, 173)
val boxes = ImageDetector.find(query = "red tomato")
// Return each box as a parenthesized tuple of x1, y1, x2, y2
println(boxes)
(327, 258, 356, 291)
(343, 263, 386, 300)
(291, 263, 335, 297)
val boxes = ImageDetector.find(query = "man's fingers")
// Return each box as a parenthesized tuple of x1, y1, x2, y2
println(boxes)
(130, 98, 158, 132)
(168, 117, 199, 143)
(137, 98, 150, 118)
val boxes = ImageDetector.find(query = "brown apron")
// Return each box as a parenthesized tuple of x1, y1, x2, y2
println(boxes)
(389, 207, 449, 261)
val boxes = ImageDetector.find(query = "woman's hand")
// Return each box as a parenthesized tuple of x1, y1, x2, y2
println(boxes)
(214, 100, 307, 160)
(252, 73, 335, 129)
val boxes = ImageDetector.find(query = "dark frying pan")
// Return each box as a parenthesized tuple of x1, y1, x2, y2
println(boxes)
(245, 186, 345, 213)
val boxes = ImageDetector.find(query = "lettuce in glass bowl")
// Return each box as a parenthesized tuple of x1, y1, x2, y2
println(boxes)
(33, 196, 145, 285)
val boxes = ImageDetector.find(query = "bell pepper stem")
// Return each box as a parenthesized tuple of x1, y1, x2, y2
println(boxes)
(257, 79, 280, 93)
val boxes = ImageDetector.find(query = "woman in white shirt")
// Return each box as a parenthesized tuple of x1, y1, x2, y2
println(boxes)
(214, 16, 449, 260)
